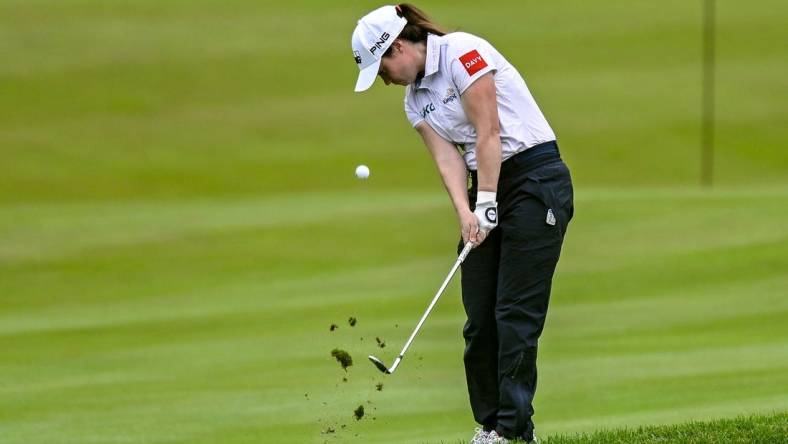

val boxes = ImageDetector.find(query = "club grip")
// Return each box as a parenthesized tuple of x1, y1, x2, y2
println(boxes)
(458, 241, 474, 263)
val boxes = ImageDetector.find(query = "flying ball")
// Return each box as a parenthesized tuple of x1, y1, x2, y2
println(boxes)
(355, 165, 370, 180)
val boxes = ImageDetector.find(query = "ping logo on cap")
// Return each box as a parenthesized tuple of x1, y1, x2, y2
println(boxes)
(353, 51, 362, 64)
(485, 207, 497, 223)
(369, 32, 391, 55)
(459, 50, 488, 76)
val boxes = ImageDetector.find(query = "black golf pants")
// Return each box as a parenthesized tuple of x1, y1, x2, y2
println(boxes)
(459, 141, 573, 441)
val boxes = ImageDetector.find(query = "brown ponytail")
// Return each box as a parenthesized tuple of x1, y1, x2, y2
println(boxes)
(392, 3, 447, 44)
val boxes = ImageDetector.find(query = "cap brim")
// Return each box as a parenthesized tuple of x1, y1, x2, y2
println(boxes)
(354, 59, 381, 92)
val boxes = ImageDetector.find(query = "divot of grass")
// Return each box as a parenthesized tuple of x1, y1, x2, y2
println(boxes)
(353, 405, 365, 421)
(330, 348, 353, 371)
(321, 426, 335, 434)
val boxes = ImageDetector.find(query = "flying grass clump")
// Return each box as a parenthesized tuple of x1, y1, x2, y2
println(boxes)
(348, 317, 357, 327)
(329, 323, 338, 331)
(331, 348, 353, 371)
(353, 405, 365, 420)
(375, 337, 386, 348)
(375, 382, 383, 391)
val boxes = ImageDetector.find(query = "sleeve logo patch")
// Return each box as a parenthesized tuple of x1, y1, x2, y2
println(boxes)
(459, 50, 488, 76)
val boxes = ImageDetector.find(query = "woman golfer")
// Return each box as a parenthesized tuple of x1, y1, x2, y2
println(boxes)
(351, 4, 573, 443)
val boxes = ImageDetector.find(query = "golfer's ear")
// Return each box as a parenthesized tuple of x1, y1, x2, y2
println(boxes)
(392, 39, 404, 53)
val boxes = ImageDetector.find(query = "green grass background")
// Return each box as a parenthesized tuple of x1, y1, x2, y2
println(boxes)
(1, 1, 786, 443)
(545, 412, 787, 443)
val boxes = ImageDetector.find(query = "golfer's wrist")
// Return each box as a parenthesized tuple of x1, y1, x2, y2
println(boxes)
(476, 191, 497, 205)
(457, 205, 474, 219)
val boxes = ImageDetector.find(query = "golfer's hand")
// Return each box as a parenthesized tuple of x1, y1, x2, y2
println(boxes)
(459, 209, 481, 246)
(460, 208, 492, 247)
(472, 199, 498, 244)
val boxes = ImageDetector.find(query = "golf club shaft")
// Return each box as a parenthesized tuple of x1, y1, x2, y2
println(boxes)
(390, 241, 474, 372)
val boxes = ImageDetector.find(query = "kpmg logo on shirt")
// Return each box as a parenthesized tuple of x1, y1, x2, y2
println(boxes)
(421, 103, 436, 118)
(442, 87, 458, 104)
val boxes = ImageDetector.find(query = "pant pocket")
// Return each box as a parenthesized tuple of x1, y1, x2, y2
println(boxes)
(522, 164, 573, 228)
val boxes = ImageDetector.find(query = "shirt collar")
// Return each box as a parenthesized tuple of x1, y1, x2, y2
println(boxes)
(424, 34, 441, 77)
(415, 34, 442, 90)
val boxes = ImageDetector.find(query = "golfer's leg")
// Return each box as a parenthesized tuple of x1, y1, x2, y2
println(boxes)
(459, 227, 501, 430)
(495, 192, 567, 440)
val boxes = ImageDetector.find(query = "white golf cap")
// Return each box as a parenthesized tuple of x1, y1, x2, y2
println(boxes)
(351, 5, 407, 92)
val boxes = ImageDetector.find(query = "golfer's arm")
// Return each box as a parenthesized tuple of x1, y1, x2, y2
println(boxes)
(461, 73, 501, 194)
(415, 121, 470, 215)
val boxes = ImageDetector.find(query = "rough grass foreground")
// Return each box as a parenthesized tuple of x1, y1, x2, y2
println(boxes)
(542, 412, 787, 444)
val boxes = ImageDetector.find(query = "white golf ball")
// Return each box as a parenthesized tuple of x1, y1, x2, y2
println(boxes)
(355, 165, 370, 180)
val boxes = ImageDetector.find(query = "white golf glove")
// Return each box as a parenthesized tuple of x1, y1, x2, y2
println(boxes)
(473, 191, 498, 234)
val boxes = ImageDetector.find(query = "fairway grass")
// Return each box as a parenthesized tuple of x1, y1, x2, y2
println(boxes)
(2, 1, 786, 442)
(1, 186, 786, 443)
(544, 412, 788, 444)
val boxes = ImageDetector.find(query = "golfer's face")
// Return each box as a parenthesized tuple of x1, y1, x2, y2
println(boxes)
(378, 44, 413, 86)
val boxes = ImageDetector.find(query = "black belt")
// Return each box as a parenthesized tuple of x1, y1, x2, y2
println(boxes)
(470, 140, 560, 184)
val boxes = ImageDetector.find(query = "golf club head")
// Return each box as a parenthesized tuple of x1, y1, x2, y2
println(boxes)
(368, 355, 390, 374)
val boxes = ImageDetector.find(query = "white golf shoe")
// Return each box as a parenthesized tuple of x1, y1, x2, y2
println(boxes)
(486, 430, 509, 443)
(469, 427, 491, 444)
(470, 426, 540, 444)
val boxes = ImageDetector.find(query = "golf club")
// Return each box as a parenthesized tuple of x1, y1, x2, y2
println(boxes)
(369, 241, 475, 375)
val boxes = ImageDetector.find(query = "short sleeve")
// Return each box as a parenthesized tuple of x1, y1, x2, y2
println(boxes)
(448, 38, 497, 95)
(404, 89, 424, 127)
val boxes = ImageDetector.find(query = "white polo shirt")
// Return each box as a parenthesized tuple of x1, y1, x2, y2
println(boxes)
(405, 32, 556, 170)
